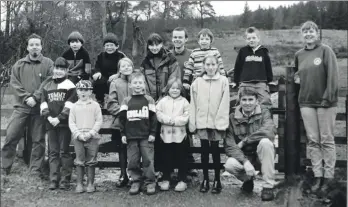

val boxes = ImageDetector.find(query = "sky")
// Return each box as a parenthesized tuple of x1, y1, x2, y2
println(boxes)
(211, 1, 301, 16)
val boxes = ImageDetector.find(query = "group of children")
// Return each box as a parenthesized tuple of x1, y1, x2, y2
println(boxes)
(41, 25, 274, 195)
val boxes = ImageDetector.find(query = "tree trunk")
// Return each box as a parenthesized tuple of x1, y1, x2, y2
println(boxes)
(5, 1, 11, 38)
(200, 2, 204, 28)
(121, 2, 128, 50)
(132, 18, 139, 58)
(99, 1, 107, 38)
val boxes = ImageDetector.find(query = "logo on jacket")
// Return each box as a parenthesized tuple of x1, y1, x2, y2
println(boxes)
(313, 57, 322, 65)
(127, 106, 149, 121)
(48, 92, 66, 102)
(245, 55, 263, 62)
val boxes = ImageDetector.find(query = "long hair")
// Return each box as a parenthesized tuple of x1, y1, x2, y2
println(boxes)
(164, 78, 184, 97)
(199, 54, 220, 77)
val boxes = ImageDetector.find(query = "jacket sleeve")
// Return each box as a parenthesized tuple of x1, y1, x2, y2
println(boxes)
(215, 50, 225, 75)
(174, 99, 190, 126)
(155, 98, 172, 125)
(322, 46, 339, 105)
(224, 117, 248, 163)
(92, 53, 102, 75)
(40, 87, 50, 118)
(90, 103, 103, 136)
(57, 87, 78, 121)
(244, 109, 276, 144)
(264, 51, 273, 83)
(10, 62, 34, 104)
(189, 80, 197, 133)
(106, 81, 121, 116)
(148, 96, 158, 137)
(119, 98, 129, 137)
(33, 59, 54, 102)
(233, 49, 244, 84)
(183, 53, 194, 85)
(68, 105, 81, 139)
(162, 59, 180, 95)
(215, 77, 230, 131)
(84, 50, 92, 74)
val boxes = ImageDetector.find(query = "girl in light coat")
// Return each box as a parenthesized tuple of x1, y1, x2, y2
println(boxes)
(189, 54, 230, 194)
(156, 78, 190, 192)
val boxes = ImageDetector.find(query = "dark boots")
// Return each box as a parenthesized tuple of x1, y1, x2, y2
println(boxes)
(311, 177, 322, 193)
(75, 166, 84, 193)
(211, 179, 222, 194)
(86, 166, 96, 193)
(200, 179, 210, 193)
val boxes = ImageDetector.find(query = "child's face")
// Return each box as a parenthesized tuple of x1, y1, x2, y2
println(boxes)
(301, 28, 319, 45)
(168, 82, 181, 99)
(246, 32, 260, 48)
(104, 42, 118, 54)
(70, 40, 82, 52)
(130, 77, 145, 94)
(53, 67, 67, 78)
(204, 57, 218, 76)
(240, 95, 258, 113)
(198, 34, 211, 49)
(172, 30, 187, 49)
(148, 43, 163, 54)
(77, 88, 92, 101)
(119, 61, 133, 76)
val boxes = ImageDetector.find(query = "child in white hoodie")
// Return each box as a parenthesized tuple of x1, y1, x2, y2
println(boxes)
(156, 78, 190, 192)
(189, 54, 230, 194)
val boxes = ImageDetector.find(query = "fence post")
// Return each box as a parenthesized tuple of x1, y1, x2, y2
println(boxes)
(277, 77, 286, 172)
(284, 67, 301, 180)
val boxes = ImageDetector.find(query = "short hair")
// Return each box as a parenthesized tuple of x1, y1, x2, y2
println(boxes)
(173, 27, 188, 38)
(301, 21, 319, 32)
(54, 57, 69, 69)
(197, 28, 214, 43)
(67, 31, 85, 45)
(27, 33, 42, 44)
(103, 32, 119, 46)
(118, 57, 134, 70)
(130, 71, 145, 82)
(164, 78, 184, 96)
(245, 27, 260, 36)
(147, 33, 163, 46)
(239, 87, 258, 99)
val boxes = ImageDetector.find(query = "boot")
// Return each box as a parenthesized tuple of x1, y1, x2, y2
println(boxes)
(311, 177, 322, 193)
(86, 166, 96, 193)
(319, 178, 333, 197)
(211, 179, 222, 194)
(75, 166, 84, 193)
(199, 179, 210, 193)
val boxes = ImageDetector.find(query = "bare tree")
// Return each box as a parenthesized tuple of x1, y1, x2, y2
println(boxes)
(194, 1, 216, 28)
(121, 1, 128, 50)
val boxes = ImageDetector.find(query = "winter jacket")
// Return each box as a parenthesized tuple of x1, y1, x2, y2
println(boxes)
(140, 49, 180, 101)
(189, 73, 230, 132)
(156, 96, 190, 143)
(68, 99, 103, 139)
(294, 41, 339, 108)
(92, 51, 126, 79)
(62, 47, 91, 80)
(40, 77, 77, 130)
(234, 45, 273, 85)
(10, 54, 53, 113)
(184, 47, 225, 85)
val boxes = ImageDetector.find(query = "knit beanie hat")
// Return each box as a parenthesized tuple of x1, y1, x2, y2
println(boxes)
(68, 31, 85, 45)
(103, 33, 119, 46)
(76, 80, 93, 90)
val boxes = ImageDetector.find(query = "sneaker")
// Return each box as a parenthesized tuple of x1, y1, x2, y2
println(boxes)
(49, 181, 58, 190)
(159, 180, 170, 191)
(146, 183, 156, 195)
(129, 182, 141, 195)
(86, 184, 96, 193)
(75, 183, 84, 193)
(174, 181, 187, 192)
(241, 179, 254, 193)
(261, 188, 274, 201)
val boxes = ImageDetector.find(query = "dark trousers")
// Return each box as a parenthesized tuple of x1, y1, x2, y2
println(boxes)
(127, 139, 155, 184)
(111, 130, 127, 177)
(185, 132, 195, 165)
(47, 127, 73, 183)
(154, 122, 164, 172)
(1, 110, 45, 174)
(201, 140, 221, 180)
(93, 76, 109, 103)
(162, 139, 188, 182)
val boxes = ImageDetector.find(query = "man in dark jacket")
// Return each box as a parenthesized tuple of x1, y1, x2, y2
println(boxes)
(223, 87, 277, 201)
(1, 34, 53, 179)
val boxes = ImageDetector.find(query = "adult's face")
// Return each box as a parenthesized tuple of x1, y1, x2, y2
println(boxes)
(172, 30, 187, 49)
(27, 38, 42, 58)
(148, 43, 163, 55)
(240, 95, 258, 113)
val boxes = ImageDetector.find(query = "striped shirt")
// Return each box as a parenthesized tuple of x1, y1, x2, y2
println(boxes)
(183, 47, 225, 84)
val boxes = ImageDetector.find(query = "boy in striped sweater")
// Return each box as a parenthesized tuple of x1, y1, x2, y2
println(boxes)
(183, 28, 226, 89)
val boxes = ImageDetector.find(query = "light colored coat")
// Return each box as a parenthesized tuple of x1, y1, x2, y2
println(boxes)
(156, 96, 190, 143)
(189, 73, 230, 132)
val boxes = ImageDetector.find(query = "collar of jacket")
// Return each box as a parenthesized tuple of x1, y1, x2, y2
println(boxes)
(247, 45, 268, 53)
(76, 99, 93, 105)
(23, 54, 44, 63)
(144, 48, 172, 69)
(165, 95, 184, 101)
(202, 72, 220, 80)
(53, 76, 67, 83)
(234, 104, 262, 123)
(304, 40, 321, 50)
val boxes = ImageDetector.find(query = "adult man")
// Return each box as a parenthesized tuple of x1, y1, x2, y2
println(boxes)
(170, 27, 197, 176)
(1, 34, 53, 179)
(223, 87, 277, 201)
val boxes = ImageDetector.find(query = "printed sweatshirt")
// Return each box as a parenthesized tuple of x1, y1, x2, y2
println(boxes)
(119, 94, 157, 140)
(10, 55, 53, 113)
(69, 99, 103, 139)
(40, 77, 77, 130)
(93, 51, 126, 78)
(62, 47, 91, 79)
(184, 47, 225, 84)
(233, 45, 273, 85)
(294, 42, 339, 107)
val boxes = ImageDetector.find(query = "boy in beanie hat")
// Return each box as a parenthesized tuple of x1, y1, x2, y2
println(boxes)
(62, 31, 91, 84)
(92, 32, 126, 107)
(40, 57, 77, 190)
(69, 80, 102, 193)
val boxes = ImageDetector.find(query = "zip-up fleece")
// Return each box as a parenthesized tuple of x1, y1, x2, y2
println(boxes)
(234, 45, 273, 85)
(62, 47, 91, 79)
(68, 99, 103, 139)
(294, 42, 339, 107)
(156, 96, 190, 143)
(189, 73, 230, 132)
(40, 77, 77, 130)
(10, 55, 53, 113)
